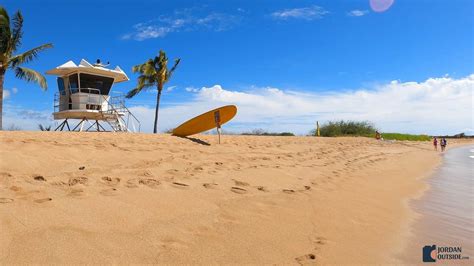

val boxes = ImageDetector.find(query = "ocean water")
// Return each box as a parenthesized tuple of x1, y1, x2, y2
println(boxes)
(404, 145, 473, 264)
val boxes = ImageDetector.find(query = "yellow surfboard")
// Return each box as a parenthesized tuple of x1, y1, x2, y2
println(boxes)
(172, 105, 237, 137)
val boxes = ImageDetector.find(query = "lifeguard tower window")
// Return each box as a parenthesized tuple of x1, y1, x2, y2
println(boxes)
(80, 74, 114, 95)
(69, 74, 79, 91)
(57, 78, 66, 95)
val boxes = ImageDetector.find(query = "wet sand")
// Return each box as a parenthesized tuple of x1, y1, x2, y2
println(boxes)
(403, 145, 474, 264)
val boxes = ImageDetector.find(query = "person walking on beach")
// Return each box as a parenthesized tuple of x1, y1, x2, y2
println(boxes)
(433, 137, 438, 151)
(375, 130, 381, 140)
(440, 137, 447, 152)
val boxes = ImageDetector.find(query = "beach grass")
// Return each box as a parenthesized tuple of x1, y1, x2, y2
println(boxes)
(381, 133, 431, 141)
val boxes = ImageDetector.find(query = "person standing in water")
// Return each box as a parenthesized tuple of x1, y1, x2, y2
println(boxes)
(440, 137, 447, 152)
(433, 137, 438, 151)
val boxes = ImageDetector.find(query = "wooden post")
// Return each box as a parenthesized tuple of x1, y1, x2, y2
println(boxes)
(214, 110, 221, 144)
(316, 121, 320, 137)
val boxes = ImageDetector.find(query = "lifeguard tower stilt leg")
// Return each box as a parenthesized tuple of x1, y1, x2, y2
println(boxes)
(54, 119, 70, 131)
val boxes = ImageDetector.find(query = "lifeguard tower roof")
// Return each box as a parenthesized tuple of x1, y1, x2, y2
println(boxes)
(46, 59, 129, 83)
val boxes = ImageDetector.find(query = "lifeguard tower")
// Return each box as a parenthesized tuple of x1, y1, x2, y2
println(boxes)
(46, 59, 140, 132)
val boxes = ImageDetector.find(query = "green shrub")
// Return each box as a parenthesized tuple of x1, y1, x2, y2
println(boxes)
(312, 120, 376, 137)
(241, 129, 295, 136)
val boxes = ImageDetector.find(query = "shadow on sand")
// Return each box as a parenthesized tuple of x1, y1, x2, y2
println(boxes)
(177, 136, 211, 146)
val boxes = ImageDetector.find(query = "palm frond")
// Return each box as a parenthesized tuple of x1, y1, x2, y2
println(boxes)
(125, 87, 141, 99)
(137, 74, 156, 88)
(129, 50, 179, 97)
(155, 50, 167, 68)
(10, 10, 23, 52)
(38, 124, 51, 131)
(141, 60, 157, 76)
(132, 62, 147, 73)
(0, 6, 11, 55)
(126, 79, 155, 99)
(132, 59, 154, 74)
(0, 7, 10, 27)
(9, 43, 53, 67)
(166, 58, 181, 80)
(14, 66, 47, 89)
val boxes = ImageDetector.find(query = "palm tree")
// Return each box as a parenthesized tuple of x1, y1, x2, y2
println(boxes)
(0, 6, 53, 130)
(126, 50, 180, 133)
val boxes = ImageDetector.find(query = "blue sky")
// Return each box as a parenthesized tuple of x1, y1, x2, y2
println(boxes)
(2, 0, 473, 134)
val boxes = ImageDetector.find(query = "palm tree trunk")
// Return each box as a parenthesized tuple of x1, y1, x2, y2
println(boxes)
(153, 87, 162, 134)
(0, 69, 5, 131)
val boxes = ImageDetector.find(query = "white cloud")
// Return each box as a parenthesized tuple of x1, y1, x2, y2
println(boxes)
(3, 90, 10, 99)
(185, 87, 199, 93)
(166, 86, 177, 92)
(347, 10, 369, 17)
(122, 10, 241, 41)
(271, 6, 329, 21)
(3, 87, 18, 100)
(128, 74, 473, 135)
(2, 105, 53, 131)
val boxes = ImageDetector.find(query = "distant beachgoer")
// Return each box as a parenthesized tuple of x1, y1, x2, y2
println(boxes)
(375, 131, 381, 140)
(440, 138, 447, 152)
(433, 137, 438, 151)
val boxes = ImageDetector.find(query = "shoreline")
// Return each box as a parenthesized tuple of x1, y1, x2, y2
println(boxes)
(401, 144, 474, 264)
(0, 132, 472, 264)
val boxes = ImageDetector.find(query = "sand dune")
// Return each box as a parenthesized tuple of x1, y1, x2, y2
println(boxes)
(0, 132, 470, 264)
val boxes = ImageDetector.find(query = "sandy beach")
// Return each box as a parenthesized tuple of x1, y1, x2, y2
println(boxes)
(0, 131, 471, 264)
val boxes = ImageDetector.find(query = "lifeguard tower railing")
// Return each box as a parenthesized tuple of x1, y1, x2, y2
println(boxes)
(53, 88, 141, 132)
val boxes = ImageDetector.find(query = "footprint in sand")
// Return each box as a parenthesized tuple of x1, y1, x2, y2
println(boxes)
(231, 187, 247, 194)
(10, 186, 22, 192)
(282, 189, 295, 194)
(33, 175, 46, 182)
(297, 186, 311, 192)
(126, 179, 139, 188)
(256, 186, 268, 192)
(315, 236, 327, 245)
(68, 177, 88, 186)
(202, 183, 218, 189)
(138, 178, 160, 188)
(68, 188, 84, 197)
(101, 176, 120, 186)
(172, 182, 189, 188)
(139, 170, 153, 177)
(0, 172, 12, 177)
(0, 198, 14, 204)
(295, 254, 316, 265)
(233, 180, 250, 187)
(34, 197, 52, 203)
(51, 181, 68, 187)
(100, 188, 118, 196)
